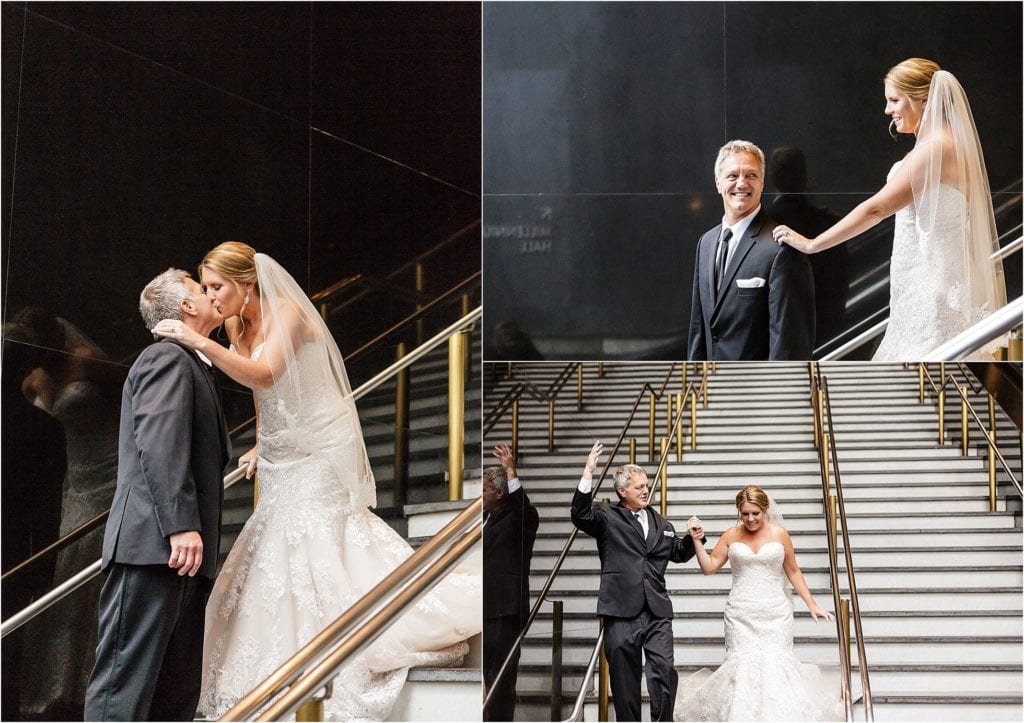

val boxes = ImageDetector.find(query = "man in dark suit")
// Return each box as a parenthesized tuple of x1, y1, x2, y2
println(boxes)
(482, 443, 539, 721)
(570, 442, 705, 722)
(688, 139, 815, 360)
(85, 268, 231, 722)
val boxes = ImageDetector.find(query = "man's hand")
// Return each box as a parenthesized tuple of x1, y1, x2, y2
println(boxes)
(168, 530, 203, 577)
(582, 440, 603, 479)
(493, 443, 516, 478)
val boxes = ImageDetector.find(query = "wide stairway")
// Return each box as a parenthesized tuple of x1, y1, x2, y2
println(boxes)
(483, 361, 1022, 722)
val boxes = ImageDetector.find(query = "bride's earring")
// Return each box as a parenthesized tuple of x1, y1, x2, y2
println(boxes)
(244, 291, 251, 305)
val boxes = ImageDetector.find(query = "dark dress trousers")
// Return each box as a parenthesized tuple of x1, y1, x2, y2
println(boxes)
(85, 339, 230, 722)
(571, 489, 702, 722)
(483, 487, 540, 721)
(687, 209, 815, 360)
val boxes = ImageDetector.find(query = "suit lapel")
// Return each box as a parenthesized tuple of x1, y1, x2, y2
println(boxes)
(646, 509, 662, 552)
(711, 210, 768, 320)
(617, 504, 646, 543)
(702, 226, 722, 312)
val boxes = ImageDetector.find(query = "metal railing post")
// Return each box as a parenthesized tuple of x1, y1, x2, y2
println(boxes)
(629, 438, 637, 465)
(598, 629, 609, 722)
(960, 385, 969, 456)
(648, 392, 657, 461)
(689, 390, 697, 449)
(988, 394, 998, 512)
(511, 400, 520, 460)
(937, 385, 946, 445)
(676, 393, 684, 461)
(548, 399, 556, 453)
(577, 364, 584, 411)
(394, 342, 409, 508)
(660, 437, 669, 517)
(550, 600, 564, 720)
(415, 261, 425, 344)
(447, 332, 466, 500)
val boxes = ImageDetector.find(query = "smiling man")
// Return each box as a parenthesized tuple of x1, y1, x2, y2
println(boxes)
(687, 139, 815, 360)
(570, 441, 705, 721)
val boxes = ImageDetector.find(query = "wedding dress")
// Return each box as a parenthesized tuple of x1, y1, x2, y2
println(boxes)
(871, 69, 1005, 360)
(674, 541, 842, 722)
(872, 163, 976, 360)
(198, 254, 480, 721)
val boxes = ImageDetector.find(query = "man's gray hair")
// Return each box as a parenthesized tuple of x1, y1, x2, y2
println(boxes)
(139, 268, 192, 334)
(612, 464, 647, 494)
(483, 466, 509, 494)
(714, 139, 765, 178)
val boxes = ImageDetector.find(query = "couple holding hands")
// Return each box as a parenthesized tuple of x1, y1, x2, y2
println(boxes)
(572, 441, 840, 722)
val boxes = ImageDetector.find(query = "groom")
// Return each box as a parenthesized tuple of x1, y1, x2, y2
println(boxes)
(570, 442, 705, 721)
(85, 269, 231, 721)
(688, 139, 815, 360)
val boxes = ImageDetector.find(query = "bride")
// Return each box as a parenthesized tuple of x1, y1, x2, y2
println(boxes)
(674, 486, 842, 722)
(775, 58, 1006, 360)
(153, 242, 480, 720)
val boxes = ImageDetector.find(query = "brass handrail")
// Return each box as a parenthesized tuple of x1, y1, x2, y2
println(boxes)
(1, 511, 106, 584)
(219, 498, 481, 721)
(0, 312, 480, 638)
(810, 365, 874, 721)
(253, 523, 480, 721)
(482, 363, 699, 714)
(312, 219, 479, 313)
(918, 363, 1023, 501)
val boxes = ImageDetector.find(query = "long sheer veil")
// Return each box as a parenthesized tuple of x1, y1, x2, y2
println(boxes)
(254, 252, 376, 508)
(765, 496, 794, 593)
(911, 69, 1006, 319)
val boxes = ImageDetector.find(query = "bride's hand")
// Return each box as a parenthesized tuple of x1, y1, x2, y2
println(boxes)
(152, 319, 208, 350)
(238, 446, 258, 479)
(772, 225, 815, 254)
(808, 603, 835, 623)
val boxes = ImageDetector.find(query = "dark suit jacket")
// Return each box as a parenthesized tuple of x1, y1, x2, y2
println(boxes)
(571, 489, 699, 619)
(687, 208, 815, 360)
(102, 339, 231, 580)
(484, 487, 540, 621)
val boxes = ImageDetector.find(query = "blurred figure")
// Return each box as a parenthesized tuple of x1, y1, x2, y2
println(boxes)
(482, 444, 539, 721)
(768, 146, 848, 348)
(489, 320, 544, 360)
(9, 307, 121, 720)
(1, 329, 67, 720)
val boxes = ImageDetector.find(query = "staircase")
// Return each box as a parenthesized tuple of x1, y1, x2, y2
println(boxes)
(482, 362, 1022, 722)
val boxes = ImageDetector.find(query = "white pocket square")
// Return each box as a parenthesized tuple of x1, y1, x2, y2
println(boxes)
(663, 530, 674, 537)
(736, 277, 766, 288)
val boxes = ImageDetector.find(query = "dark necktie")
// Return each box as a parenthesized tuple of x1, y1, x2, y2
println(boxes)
(714, 227, 734, 295)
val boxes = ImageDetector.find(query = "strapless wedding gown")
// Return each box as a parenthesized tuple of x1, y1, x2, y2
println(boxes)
(199, 343, 480, 721)
(674, 542, 842, 722)
(873, 162, 989, 360)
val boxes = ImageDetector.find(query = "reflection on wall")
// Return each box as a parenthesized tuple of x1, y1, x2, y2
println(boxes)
(1, 3, 479, 719)
(483, 1, 1022, 360)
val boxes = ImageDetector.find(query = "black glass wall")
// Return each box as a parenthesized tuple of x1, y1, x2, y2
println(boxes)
(483, 1, 1022, 360)
(1, 3, 479, 719)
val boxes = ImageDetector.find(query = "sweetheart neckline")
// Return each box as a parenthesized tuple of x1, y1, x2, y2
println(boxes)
(730, 540, 782, 556)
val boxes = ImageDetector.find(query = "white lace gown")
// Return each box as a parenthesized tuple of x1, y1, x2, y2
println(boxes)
(198, 344, 480, 721)
(873, 162, 988, 360)
(674, 542, 842, 722)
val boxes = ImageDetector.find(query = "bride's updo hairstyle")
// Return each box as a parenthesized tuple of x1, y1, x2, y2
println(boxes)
(735, 485, 770, 524)
(885, 57, 941, 101)
(200, 241, 259, 294)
